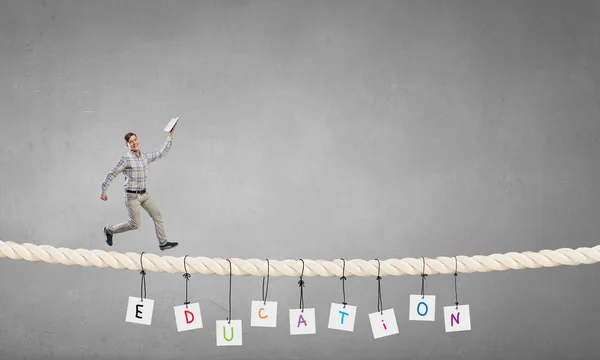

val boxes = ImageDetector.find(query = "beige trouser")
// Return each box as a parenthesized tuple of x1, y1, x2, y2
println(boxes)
(107, 192, 167, 246)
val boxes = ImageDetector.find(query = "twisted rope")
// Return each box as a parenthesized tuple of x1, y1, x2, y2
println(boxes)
(1, 240, 599, 277)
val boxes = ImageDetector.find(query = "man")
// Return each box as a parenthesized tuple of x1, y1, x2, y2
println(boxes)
(100, 124, 178, 251)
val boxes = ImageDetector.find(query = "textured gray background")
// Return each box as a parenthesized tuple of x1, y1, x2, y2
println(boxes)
(1, 0, 600, 359)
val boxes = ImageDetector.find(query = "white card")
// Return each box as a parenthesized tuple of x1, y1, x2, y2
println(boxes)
(368, 308, 399, 339)
(328, 303, 357, 332)
(289, 308, 316, 335)
(409, 294, 436, 321)
(444, 305, 471, 332)
(125, 296, 154, 325)
(174, 303, 203, 332)
(251, 301, 278, 327)
(164, 117, 179, 132)
(216, 320, 243, 346)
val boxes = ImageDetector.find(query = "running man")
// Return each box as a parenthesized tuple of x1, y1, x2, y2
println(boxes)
(100, 124, 178, 251)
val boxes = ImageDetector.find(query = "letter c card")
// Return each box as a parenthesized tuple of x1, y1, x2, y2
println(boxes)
(251, 300, 278, 327)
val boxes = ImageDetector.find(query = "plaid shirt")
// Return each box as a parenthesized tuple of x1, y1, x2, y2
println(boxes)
(101, 135, 173, 195)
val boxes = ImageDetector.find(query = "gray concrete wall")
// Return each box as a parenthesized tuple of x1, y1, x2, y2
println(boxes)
(1, 0, 600, 359)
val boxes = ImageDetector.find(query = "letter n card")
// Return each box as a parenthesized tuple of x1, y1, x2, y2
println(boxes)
(444, 305, 471, 332)
(125, 296, 154, 325)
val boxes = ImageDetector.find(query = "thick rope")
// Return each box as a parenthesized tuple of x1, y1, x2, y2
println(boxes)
(1, 240, 599, 277)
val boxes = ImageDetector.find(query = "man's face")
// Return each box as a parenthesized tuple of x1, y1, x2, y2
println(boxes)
(127, 135, 140, 152)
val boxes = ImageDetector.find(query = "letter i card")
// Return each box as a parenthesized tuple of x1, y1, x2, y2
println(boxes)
(368, 308, 399, 339)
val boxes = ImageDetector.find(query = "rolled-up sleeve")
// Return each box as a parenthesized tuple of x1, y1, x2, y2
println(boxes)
(101, 155, 127, 195)
(147, 135, 173, 163)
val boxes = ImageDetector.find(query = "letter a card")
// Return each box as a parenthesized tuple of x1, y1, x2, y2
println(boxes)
(444, 304, 471, 332)
(125, 296, 154, 325)
(328, 303, 357, 332)
(216, 320, 243, 346)
(289, 308, 316, 335)
(251, 300, 278, 327)
(174, 303, 203, 332)
(368, 308, 399, 339)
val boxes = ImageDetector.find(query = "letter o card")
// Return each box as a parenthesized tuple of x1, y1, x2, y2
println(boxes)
(328, 303, 357, 332)
(251, 301, 278, 327)
(289, 308, 316, 335)
(444, 305, 471, 332)
(174, 303, 203, 332)
(125, 296, 154, 325)
(409, 294, 436, 321)
(216, 320, 243, 346)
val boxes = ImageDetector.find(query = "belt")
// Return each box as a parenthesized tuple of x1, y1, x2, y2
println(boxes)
(126, 189, 146, 194)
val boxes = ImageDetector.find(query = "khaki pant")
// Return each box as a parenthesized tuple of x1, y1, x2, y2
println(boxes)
(107, 192, 167, 246)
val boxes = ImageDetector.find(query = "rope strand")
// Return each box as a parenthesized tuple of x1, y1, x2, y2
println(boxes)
(1, 240, 599, 276)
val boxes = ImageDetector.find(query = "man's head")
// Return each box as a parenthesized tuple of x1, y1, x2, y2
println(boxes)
(124, 132, 139, 152)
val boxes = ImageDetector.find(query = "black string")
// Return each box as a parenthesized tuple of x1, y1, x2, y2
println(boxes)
(262, 259, 270, 305)
(298, 259, 305, 312)
(420, 257, 428, 299)
(139, 252, 147, 302)
(226, 259, 232, 324)
(340, 258, 347, 307)
(183, 255, 191, 308)
(454, 256, 459, 309)
(376, 259, 383, 314)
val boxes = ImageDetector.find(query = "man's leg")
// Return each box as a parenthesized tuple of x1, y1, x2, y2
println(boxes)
(139, 192, 168, 246)
(107, 193, 142, 235)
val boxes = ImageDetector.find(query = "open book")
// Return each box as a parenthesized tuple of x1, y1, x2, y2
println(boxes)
(164, 117, 179, 132)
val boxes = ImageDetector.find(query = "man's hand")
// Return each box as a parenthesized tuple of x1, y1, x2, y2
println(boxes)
(101, 194, 108, 201)
(170, 122, 177, 135)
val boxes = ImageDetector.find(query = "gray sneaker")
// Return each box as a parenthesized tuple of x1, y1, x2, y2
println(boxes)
(160, 241, 178, 251)
(104, 227, 113, 246)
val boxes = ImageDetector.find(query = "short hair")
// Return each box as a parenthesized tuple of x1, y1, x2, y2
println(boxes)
(124, 132, 137, 143)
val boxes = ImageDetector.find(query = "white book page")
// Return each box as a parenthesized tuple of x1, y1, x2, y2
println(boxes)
(164, 117, 179, 132)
